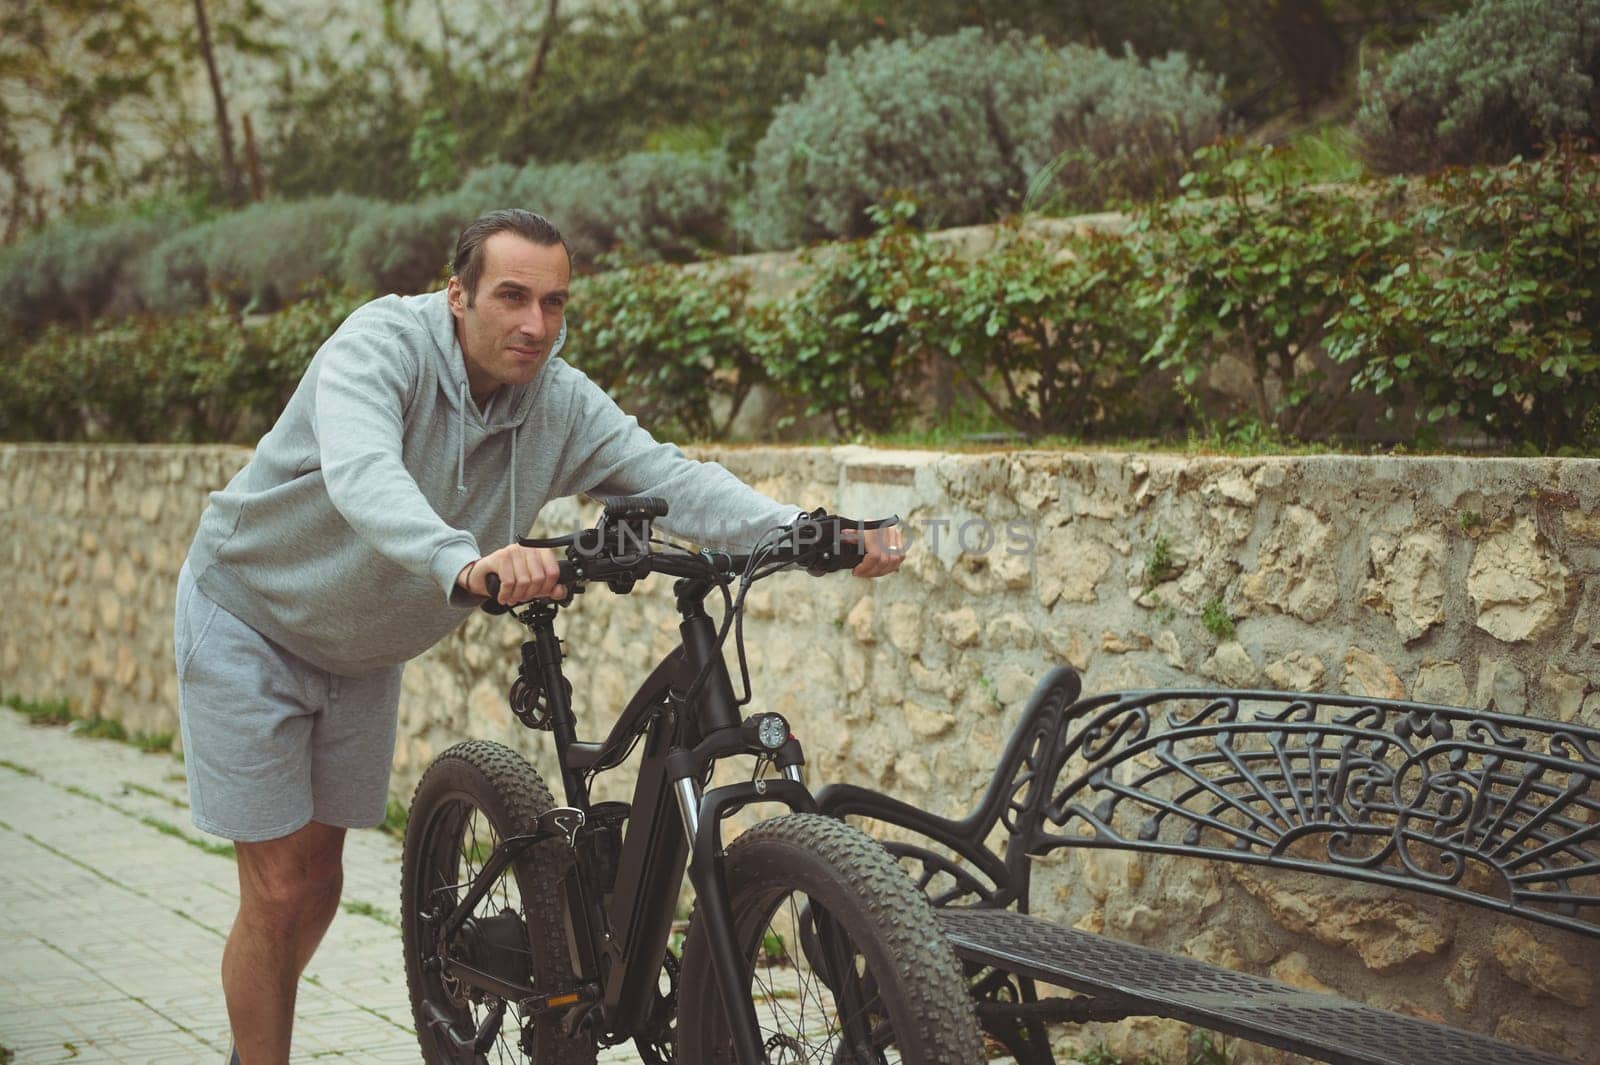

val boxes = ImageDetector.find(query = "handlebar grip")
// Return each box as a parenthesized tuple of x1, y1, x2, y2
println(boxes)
(601, 495, 668, 520)
(481, 573, 512, 615)
(480, 565, 581, 615)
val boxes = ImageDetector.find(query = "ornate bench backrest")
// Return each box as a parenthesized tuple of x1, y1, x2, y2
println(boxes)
(1025, 689, 1600, 937)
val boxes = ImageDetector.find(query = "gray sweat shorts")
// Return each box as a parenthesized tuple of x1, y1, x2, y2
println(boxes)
(174, 562, 404, 843)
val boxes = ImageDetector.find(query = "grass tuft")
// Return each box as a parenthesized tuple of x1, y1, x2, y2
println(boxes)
(3, 694, 73, 726)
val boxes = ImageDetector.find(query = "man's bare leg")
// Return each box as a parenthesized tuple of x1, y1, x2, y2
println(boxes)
(223, 820, 347, 1065)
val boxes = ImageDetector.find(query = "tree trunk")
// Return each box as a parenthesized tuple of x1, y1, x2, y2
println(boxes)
(241, 112, 264, 201)
(192, 0, 241, 203)
(519, 0, 562, 108)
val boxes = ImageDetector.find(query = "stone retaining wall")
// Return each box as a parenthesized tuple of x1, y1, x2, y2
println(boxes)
(3, 443, 1597, 1061)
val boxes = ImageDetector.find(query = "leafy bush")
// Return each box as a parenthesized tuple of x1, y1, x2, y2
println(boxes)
(1013, 45, 1233, 214)
(1326, 144, 1600, 452)
(923, 223, 1176, 438)
(0, 212, 187, 333)
(339, 194, 473, 295)
(740, 29, 1227, 249)
(1134, 143, 1413, 439)
(762, 202, 947, 435)
(507, 151, 737, 268)
(0, 286, 372, 443)
(569, 264, 770, 440)
(136, 195, 375, 314)
(1356, 0, 1600, 173)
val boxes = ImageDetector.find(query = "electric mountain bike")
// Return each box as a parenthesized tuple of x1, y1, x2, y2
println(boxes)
(400, 497, 984, 1065)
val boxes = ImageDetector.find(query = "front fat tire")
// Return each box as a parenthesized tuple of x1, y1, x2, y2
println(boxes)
(676, 813, 984, 1065)
(400, 740, 596, 1065)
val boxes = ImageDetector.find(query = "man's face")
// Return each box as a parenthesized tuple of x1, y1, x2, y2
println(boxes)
(447, 232, 570, 405)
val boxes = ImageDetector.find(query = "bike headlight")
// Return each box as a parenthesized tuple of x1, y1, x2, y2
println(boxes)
(755, 713, 789, 750)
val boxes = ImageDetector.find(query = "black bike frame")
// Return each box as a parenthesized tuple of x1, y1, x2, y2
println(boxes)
(512, 574, 811, 1065)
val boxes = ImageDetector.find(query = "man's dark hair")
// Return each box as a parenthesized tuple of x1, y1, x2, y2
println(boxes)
(451, 209, 571, 305)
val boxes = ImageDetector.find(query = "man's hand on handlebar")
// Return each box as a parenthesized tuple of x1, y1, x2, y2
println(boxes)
(841, 522, 905, 579)
(458, 543, 568, 605)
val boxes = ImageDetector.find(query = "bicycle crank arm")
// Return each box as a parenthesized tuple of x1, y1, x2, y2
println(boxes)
(418, 999, 492, 1065)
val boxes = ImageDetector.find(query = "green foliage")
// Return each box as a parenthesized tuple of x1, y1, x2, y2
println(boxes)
(0, 211, 188, 333)
(1143, 532, 1175, 592)
(0, 286, 370, 443)
(138, 195, 375, 313)
(1326, 144, 1600, 452)
(763, 202, 944, 435)
(339, 194, 470, 296)
(1201, 599, 1236, 641)
(133, 731, 176, 754)
(257, 43, 422, 202)
(380, 798, 409, 839)
(1356, 0, 1600, 173)
(741, 29, 1227, 249)
(1134, 142, 1414, 439)
(512, 151, 739, 269)
(925, 223, 1177, 438)
(569, 264, 771, 441)
(76, 717, 128, 742)
(3, 694, 73, 726)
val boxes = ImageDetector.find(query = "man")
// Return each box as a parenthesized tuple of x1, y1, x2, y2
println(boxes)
(173, 209, 903, 1064)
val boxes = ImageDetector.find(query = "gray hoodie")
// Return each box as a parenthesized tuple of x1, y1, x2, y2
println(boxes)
(186, 289, 798, 676)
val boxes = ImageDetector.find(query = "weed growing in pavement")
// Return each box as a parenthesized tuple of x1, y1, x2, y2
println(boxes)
(75, 717, 129, 742)
(342, 900, 398, 927)
(2, 694, 72, 725)
(4, 692, 176, 755)
(380, 797, 409, 838)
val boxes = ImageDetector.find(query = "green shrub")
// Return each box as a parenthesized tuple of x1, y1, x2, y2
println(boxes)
(0, 212, 187, 332)
(1134, 143, 1413, 439)
(569, 264, 770, 441)
(924, 223, 1175, 438)
(0, 286, 372, 444)
(138, 195, 375, 313)
(1014, 44, 1233, 214)
(508, 151, 736, 268)
(1326, 144, 1600, 452)
(339, 194, 473, 295)
(1356, 0, 1600, 173)
(740, 29, 1227, 249)
(762, 202, 947, 435)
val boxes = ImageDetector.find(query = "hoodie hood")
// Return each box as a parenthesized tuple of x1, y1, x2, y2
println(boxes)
(401, 290, 569, 532)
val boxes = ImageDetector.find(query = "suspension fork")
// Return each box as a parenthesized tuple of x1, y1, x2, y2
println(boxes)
(668, 732, 817, 1065)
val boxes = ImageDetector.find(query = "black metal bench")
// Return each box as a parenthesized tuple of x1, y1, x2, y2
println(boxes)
(816, 666, 1600, 1065)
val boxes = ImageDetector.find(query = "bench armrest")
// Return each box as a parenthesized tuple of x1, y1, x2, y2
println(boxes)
(816, 782, 1013, 907)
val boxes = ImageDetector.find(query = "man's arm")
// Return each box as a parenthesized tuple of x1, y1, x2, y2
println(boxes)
(549, 363, 800, 550)
(548, 362, 905, 577)
(314, 331, 481, 601)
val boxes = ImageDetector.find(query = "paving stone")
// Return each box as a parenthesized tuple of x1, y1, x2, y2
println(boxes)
(0, 709, 651, 1064)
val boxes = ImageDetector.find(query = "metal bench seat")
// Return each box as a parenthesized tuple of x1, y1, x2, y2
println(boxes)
(818, 667, 1600, 1065)
(938, 908, 1578, 1065)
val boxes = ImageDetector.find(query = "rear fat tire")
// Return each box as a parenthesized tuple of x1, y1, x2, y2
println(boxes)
(676, 813, 984, 1064)
(400, 740, 596, 1064)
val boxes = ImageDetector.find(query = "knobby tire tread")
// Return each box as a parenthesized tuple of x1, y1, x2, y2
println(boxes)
(678, 812, 985, 1064)
(401, 739, 596, 1065)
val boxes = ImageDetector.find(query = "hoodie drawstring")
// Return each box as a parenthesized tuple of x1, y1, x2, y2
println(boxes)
(508, 425, 519, 542)
(457, 380, 467, 493)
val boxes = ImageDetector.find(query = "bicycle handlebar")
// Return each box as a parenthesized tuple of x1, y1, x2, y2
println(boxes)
(479, 509, 894, 615)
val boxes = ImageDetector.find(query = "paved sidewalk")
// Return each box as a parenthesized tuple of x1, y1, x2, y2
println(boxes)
(0, 709, 644, 1064)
